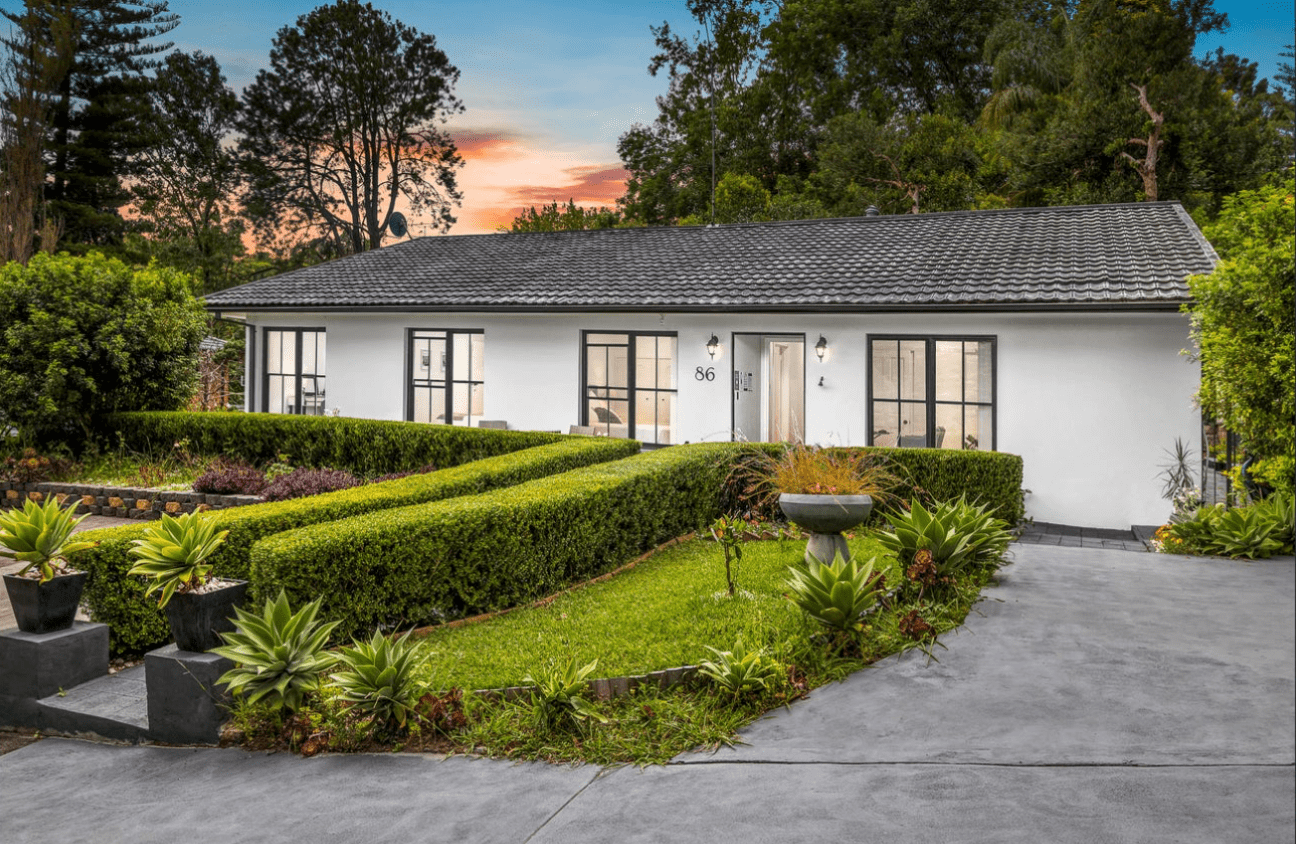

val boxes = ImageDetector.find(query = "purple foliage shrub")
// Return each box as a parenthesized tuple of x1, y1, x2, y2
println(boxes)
(193, 458, 268, 496)
(261, 467, 361, 502)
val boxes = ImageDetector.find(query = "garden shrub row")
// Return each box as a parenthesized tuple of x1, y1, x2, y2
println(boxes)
(103, 411, 567, 475)
(722, 443, 1025, 525)
(866, 446, 1024, 524)
(249, 443, 742, 642)
(72, 437, 641, 654)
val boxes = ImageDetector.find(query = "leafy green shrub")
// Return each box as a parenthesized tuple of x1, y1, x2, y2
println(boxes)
(0, 498, 95, 582)
(71, 437, 639, 654)
(1164, 497, 1293, 559)
(523, 656, 607, 730)
(722, 443, 1024, 525)
(0, 254, 207, 446)
(698, 641, 785, 697)
(250, 443, 738, 641)
(785, 552, 885, 638)
(213, 591, 340, 714)
(103, 411, 567, 476)
(876, 498, 1013, 578)
(127, 511, 229, 607)
(330, 631, 427, 732)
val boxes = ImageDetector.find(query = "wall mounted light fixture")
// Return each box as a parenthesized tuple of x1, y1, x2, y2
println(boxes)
(706, 334, 720, 359)
(815, 335, 828, 362)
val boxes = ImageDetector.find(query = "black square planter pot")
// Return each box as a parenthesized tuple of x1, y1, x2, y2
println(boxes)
(164, 581, 250, 653)
(3, 571, 88, 634)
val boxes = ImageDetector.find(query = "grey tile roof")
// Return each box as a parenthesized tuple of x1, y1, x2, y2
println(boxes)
(205, 202, 1217, 313)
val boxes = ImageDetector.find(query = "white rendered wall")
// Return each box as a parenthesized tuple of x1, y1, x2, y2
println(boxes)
(242, 310, 1198, 529)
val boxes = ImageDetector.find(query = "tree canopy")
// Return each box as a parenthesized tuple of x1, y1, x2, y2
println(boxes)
(615, 0, 1293, 225)
(1187, 173, 1295, 494)
(238, 0, 464, 255)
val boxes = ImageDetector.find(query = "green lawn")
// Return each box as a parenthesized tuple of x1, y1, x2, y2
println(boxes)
(416, 534, 897, 690)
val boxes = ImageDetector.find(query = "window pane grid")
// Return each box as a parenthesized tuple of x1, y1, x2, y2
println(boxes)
(264, 329, 325, 415)
(870, 337, 994, 451)
(409, 330, 483, 426)
(583, 332, 676, 444)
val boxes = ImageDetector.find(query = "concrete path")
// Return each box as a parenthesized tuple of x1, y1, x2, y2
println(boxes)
(2, 545, 1292, 843)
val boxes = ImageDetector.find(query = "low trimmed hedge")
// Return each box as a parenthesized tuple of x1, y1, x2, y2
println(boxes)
(723, 443, 1024, 525)
(249, 443, 741, 642)
(102, 412, 567, 475)
(868, 447, 1024, 524)
(71, 437, 641, 654)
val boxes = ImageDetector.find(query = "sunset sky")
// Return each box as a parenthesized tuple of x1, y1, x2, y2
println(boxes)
(4, 0, 1291, 234)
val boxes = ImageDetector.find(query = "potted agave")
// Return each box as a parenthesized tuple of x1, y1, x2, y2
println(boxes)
(0, 498, 97, 633)
(765, 445, 895, 564)
(128, 511, 247, 652)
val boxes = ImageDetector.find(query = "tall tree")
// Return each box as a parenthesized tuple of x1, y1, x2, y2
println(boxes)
(130, 50, 244, 292)
(983, 0, 1286, 210)
(0, 0, 76, 263)
(1, 0, 179, 247)
(239, 0, 464, 255)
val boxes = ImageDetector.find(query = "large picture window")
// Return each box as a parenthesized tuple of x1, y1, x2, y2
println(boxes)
(582, 331, 676, 445)
(264, 328, 326, 415)
(408, 329, 484, 426)
(868, 336, 995, 450)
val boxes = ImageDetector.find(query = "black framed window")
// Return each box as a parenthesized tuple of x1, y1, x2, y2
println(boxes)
(408, 329, 484, 426)
(582, 331, 676, 445)
(263, 328, 326, 415)
(868, 336, 995, 450)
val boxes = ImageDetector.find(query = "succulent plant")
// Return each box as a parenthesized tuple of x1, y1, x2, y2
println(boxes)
(0, 498, 95, 582)
(213, 590, 340, 714)
(330, 630, 428, 731)
(127, 511, 229, 607)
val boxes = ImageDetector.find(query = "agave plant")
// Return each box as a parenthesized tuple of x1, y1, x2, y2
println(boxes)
(0, 498, 95, 582)
(785, 552, 885, 636)
(698, 640, 784, 697)
(1202, 507, 1286, 559)
(127, 511, 229, 608)
(213, 590, 340, 714)
(330, 630, 428, 731)
(523, 655, 608, 731)
(876, 498, 1012, 578)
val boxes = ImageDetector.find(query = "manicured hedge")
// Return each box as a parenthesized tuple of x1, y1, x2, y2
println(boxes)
(249, 443, 740, 642)
(103, 411, 567, 475)
(71, 438, 641, 654)
(723, 443, 1024, 525)
(862, 447, 1024, 524)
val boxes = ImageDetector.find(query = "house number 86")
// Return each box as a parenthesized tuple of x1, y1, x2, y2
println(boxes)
(695, 366, 716, 381)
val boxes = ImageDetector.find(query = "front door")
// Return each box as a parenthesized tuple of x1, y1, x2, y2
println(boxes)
(732, 334, 804, 443)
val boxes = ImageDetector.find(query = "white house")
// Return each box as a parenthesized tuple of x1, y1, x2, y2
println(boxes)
(205, 202, 1216, 530)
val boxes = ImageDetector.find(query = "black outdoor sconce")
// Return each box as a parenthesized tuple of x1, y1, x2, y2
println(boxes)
(815, 335, 828, 362)
(706, 334, 720, 359)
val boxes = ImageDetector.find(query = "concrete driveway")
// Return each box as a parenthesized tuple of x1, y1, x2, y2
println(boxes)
(2, 544, 1292, 843)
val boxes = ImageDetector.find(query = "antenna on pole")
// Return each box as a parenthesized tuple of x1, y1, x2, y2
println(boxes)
(703, 9, 717, 226)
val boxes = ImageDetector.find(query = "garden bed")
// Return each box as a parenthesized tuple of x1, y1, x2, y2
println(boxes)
(227, 531, 1005, 765)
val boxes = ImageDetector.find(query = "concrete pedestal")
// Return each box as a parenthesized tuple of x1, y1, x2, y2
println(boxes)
(145, 644, 233, 745)
(0, 622, 108, 729)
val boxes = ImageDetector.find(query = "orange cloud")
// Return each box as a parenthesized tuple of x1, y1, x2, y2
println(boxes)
(448, 127, 532, 161)
(510, 164, 629, 206)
